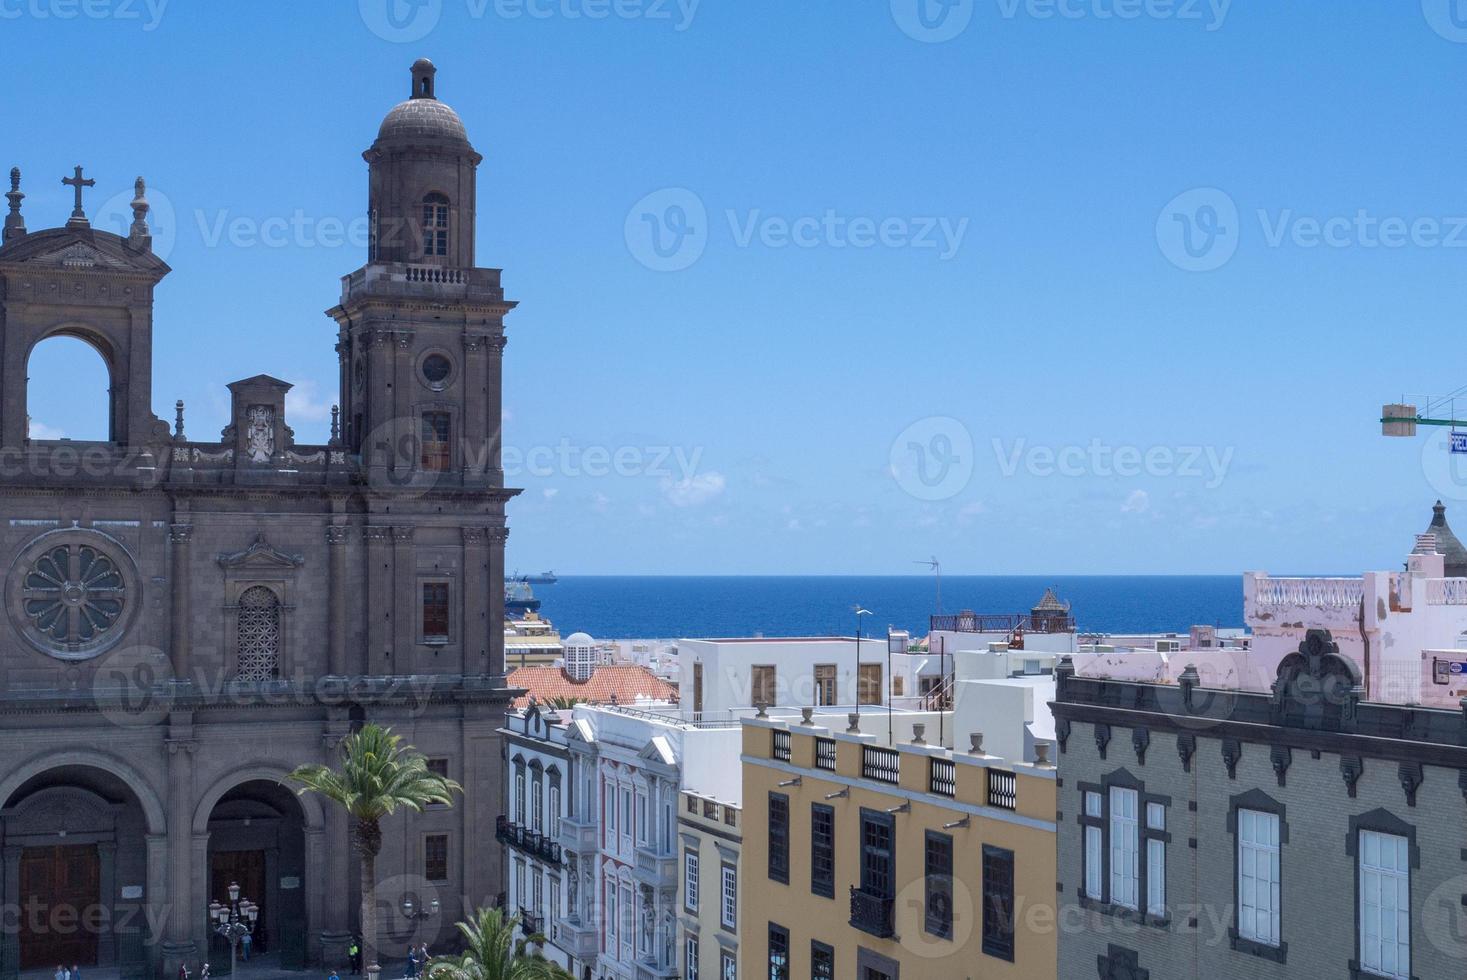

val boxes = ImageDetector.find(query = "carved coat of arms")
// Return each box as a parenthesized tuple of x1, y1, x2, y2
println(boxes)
(245, 405, 275, 462)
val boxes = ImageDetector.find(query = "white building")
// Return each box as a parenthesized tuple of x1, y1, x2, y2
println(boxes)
(558, 703, 743, 980)
(678, 637, 898, 718)
(500, 703, 574, 971)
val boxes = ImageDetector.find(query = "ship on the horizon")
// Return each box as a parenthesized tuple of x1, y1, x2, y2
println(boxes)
(514, 569, 558, 585)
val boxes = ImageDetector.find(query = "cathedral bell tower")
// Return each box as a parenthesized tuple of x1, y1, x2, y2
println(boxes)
(328, 59, 516, 488)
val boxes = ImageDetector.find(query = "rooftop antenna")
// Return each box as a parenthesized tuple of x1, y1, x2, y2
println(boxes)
(914, 556, 941, 614)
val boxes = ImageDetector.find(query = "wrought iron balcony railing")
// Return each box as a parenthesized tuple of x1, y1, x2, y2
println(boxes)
(849, 887, 895, 938)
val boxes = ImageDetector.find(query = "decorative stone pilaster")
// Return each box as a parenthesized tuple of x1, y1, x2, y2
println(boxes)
(326, 525, 349, 676)
(168, 524, 194, 682)
(364, 526, 393, 672)
(486, 525, 507, 676)
(392, 526, 415, 672)
(161, 733, 198, 978)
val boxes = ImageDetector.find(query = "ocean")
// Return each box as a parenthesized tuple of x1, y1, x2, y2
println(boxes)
(530, 575, 1246, 640)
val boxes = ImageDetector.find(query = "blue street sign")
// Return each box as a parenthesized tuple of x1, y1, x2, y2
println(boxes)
(1451, 431, 1467, 455)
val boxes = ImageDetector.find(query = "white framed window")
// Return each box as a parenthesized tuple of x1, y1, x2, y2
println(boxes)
(721, 864, 737, 930)
(1146, 802, 1166, 917)
(548, 875, 560, 924)
(1083, 791, 1103, 900)
(532, 778, 544, 832)
(1109, 786, 1139, 910)
(606, 777, 617, 835)
(622, 788, 633, 845)
(620, 883, 634, 960)
(685, 934, 700, 980)
(720, 950, 736, 980)
(548, 784, 561, 837)
(637, 790, 649, 845)
(514, 768, 526, 824)
(1238, 809, 1281, 947)
(685, 850, 700, 912)
(1359, 830, 1410, 979)
(606, 883, 617, 947)
(532, 871, 543, 920)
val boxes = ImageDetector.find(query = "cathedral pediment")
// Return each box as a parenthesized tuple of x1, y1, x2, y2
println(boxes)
(217, 534, 306, 570)
(0, 226, 170, 277)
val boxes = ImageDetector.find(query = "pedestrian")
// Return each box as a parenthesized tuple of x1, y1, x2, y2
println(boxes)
(71, 966, 81, 980)
(200, 965, 210, 980)
(54, 964, 65, 980)
(240, 931, 252, 962)
(177, 964, 191, 980)
(404, 945, 417, 980)
(417, 943, 430, 976)
(328, 970, 340, 980)
(348, 939, 361, 976)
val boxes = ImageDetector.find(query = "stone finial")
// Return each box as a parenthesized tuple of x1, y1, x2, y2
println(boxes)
(800, 707, 813, 725)
(128, 176, 152, 251)
(911, 723, 927, 746)
(173, 400, 186, 441)
(1034, 741, 1053, 767)
(846, 713, 861, 734)
(1178, 663, 1201, 711)
(969, 732, 984, 755)
(755, 702, 768, 719)
(3, 167, 25, 242)
(330, 405, 342, 446)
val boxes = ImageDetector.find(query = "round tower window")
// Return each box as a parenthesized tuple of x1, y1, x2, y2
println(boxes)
(421, 354, 452, 388)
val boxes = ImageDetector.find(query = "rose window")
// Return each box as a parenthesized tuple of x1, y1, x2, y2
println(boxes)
(21, 544, 126, 648)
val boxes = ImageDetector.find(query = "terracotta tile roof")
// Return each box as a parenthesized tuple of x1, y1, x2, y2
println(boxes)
(507, 664, 678, 709)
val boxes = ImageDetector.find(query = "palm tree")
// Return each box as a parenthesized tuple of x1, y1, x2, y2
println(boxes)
(290, 724, 461, 979)
(424, 907, 571, 980)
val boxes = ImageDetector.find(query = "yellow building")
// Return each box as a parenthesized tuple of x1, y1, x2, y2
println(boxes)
(740, 713, 1057, 980)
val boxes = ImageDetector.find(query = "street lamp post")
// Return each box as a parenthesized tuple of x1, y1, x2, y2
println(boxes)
(853, 606, 871, 717)
(208, 882, 258, 978)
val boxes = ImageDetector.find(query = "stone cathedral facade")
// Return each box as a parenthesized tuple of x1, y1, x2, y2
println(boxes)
(0, 60, 515, 979)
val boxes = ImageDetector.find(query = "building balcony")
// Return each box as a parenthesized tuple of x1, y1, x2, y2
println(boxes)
(496, 815, 562, 866)
(518, 909, 545, 938)
(553, 916, 598, 960)
(849, 887, 895, 939)
(632, 845, 677, 886)
(634, 962, 680, 980)
(557, 814, 598, 854)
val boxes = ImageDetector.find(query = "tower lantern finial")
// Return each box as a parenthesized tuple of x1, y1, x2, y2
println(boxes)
(3, 167, 24, 243)
(411, 58, 437, 100)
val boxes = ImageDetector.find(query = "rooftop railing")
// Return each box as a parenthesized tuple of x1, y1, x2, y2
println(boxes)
(1252, 576, 1363, 608)
(930, 612, 1075, 634)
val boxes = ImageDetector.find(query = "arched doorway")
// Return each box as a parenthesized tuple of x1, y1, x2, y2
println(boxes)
(0, 765, 155, 974)
(25, 333, 114, 442)
(204, 781, 308, 973)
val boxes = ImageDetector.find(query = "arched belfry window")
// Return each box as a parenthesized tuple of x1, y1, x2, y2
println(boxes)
(235, 586, 281, 681)
(422, 193, 449, 257)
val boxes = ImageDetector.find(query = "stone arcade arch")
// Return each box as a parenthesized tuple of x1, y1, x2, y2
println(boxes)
(0, 757, 164, 974)
(193, 770, 324, 973)
(24, 330, 117, 443)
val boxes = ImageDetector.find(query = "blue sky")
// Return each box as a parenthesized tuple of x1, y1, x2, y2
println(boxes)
(8, 1, 1467, 574)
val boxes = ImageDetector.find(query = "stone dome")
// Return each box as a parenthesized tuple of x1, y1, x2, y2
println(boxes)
(377, 97, 469, 145)
(565, 632, 595, 647)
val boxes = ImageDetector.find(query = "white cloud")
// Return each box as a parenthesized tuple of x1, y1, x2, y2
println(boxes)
(27, 420, 65, 440)
(662, 471, 726, 508)
(285, 379, 334, 423)
(542, 488, 559, 500)
(1122, 489, 1150, 514)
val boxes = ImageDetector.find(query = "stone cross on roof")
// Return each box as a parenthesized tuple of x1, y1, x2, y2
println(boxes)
(62, 165, 95, 228)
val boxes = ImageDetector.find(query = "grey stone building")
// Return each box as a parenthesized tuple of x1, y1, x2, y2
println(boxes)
(1051, 633, 1467, 980)
(0, 59, 516, 978)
